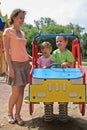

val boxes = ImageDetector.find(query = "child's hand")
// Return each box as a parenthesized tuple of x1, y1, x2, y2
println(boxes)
(61, 62, 73, 68)
(38, 52, 42, 57)
(61, 62, 68, 68)
(43, 66, 47, 68)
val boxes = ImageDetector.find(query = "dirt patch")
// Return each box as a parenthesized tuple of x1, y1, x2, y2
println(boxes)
(0, 66, 87, 130)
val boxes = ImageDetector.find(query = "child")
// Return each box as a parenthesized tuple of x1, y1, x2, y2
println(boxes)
(37, 41, 52, 68)
(51, 35, 75, 67)
(24, 42, 52, 109)
(51, 35, 75, 122)
(37, 41, 53, 122)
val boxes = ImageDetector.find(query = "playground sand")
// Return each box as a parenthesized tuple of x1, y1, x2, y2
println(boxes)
(0, 66, 87, 130)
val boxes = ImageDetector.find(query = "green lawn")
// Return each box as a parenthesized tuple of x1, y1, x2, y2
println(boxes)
(82, 62, 87, 66)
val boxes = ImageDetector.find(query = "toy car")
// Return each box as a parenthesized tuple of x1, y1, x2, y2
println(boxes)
(28, 32, 86, 122)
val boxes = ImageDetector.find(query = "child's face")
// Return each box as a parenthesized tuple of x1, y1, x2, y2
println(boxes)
(56, 36, 68, 51)
(41, 47, 51, 58)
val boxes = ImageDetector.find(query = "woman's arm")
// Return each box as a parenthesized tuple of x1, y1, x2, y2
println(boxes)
(3, 36, 15, 78)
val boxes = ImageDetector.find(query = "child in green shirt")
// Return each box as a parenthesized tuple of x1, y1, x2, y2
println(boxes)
(51, 35, 75, 67)
(51, 35, 75, 122)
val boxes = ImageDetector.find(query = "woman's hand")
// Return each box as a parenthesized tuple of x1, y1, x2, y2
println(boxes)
(8, 67, 15, 79)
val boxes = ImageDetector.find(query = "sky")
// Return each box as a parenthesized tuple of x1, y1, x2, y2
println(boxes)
(0, 0, 87, 32)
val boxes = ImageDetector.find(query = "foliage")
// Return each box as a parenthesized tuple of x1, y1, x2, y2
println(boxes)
(21, 23, 38, 55)
(21, 17, 87, 57)
(81, 33, 87, 57)
(34, 17, 57, 30)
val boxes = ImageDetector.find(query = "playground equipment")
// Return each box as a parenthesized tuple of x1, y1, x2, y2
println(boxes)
(0, 30, 5, 75)
(28, 32, 86, 122)
(0, 11, 9, 75)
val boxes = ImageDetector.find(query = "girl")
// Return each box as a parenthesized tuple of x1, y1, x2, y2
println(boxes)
(37, 41, 52, 68)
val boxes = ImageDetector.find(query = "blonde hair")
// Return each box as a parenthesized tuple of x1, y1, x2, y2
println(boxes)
(41, 42, 52, 51)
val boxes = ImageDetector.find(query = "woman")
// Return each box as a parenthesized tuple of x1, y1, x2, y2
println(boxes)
(3, 8, 32, 126)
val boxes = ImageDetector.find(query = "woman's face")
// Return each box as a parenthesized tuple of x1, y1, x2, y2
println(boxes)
(13, 12, 25, 27)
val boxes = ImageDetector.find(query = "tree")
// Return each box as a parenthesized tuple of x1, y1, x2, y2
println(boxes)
(21, 23, 38, 54)
(34, 17, 57, 30)
(66, 23, 85, 35)
(21, 20, 86, 57)
(81, 33, 87, 57)
(37, 25, 72, 52)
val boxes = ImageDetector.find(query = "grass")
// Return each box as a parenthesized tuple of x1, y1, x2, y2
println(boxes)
(82, 58, 87, 65)
(82, 62, 87, 66)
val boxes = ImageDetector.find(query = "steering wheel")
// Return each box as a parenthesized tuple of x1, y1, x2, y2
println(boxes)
(47, 63, 61, 68)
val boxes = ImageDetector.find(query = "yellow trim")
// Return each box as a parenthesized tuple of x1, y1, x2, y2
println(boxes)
(30, 79, 85, 102)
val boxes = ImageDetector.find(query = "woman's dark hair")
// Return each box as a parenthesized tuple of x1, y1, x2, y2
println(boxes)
(9, 8, 26, 25)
